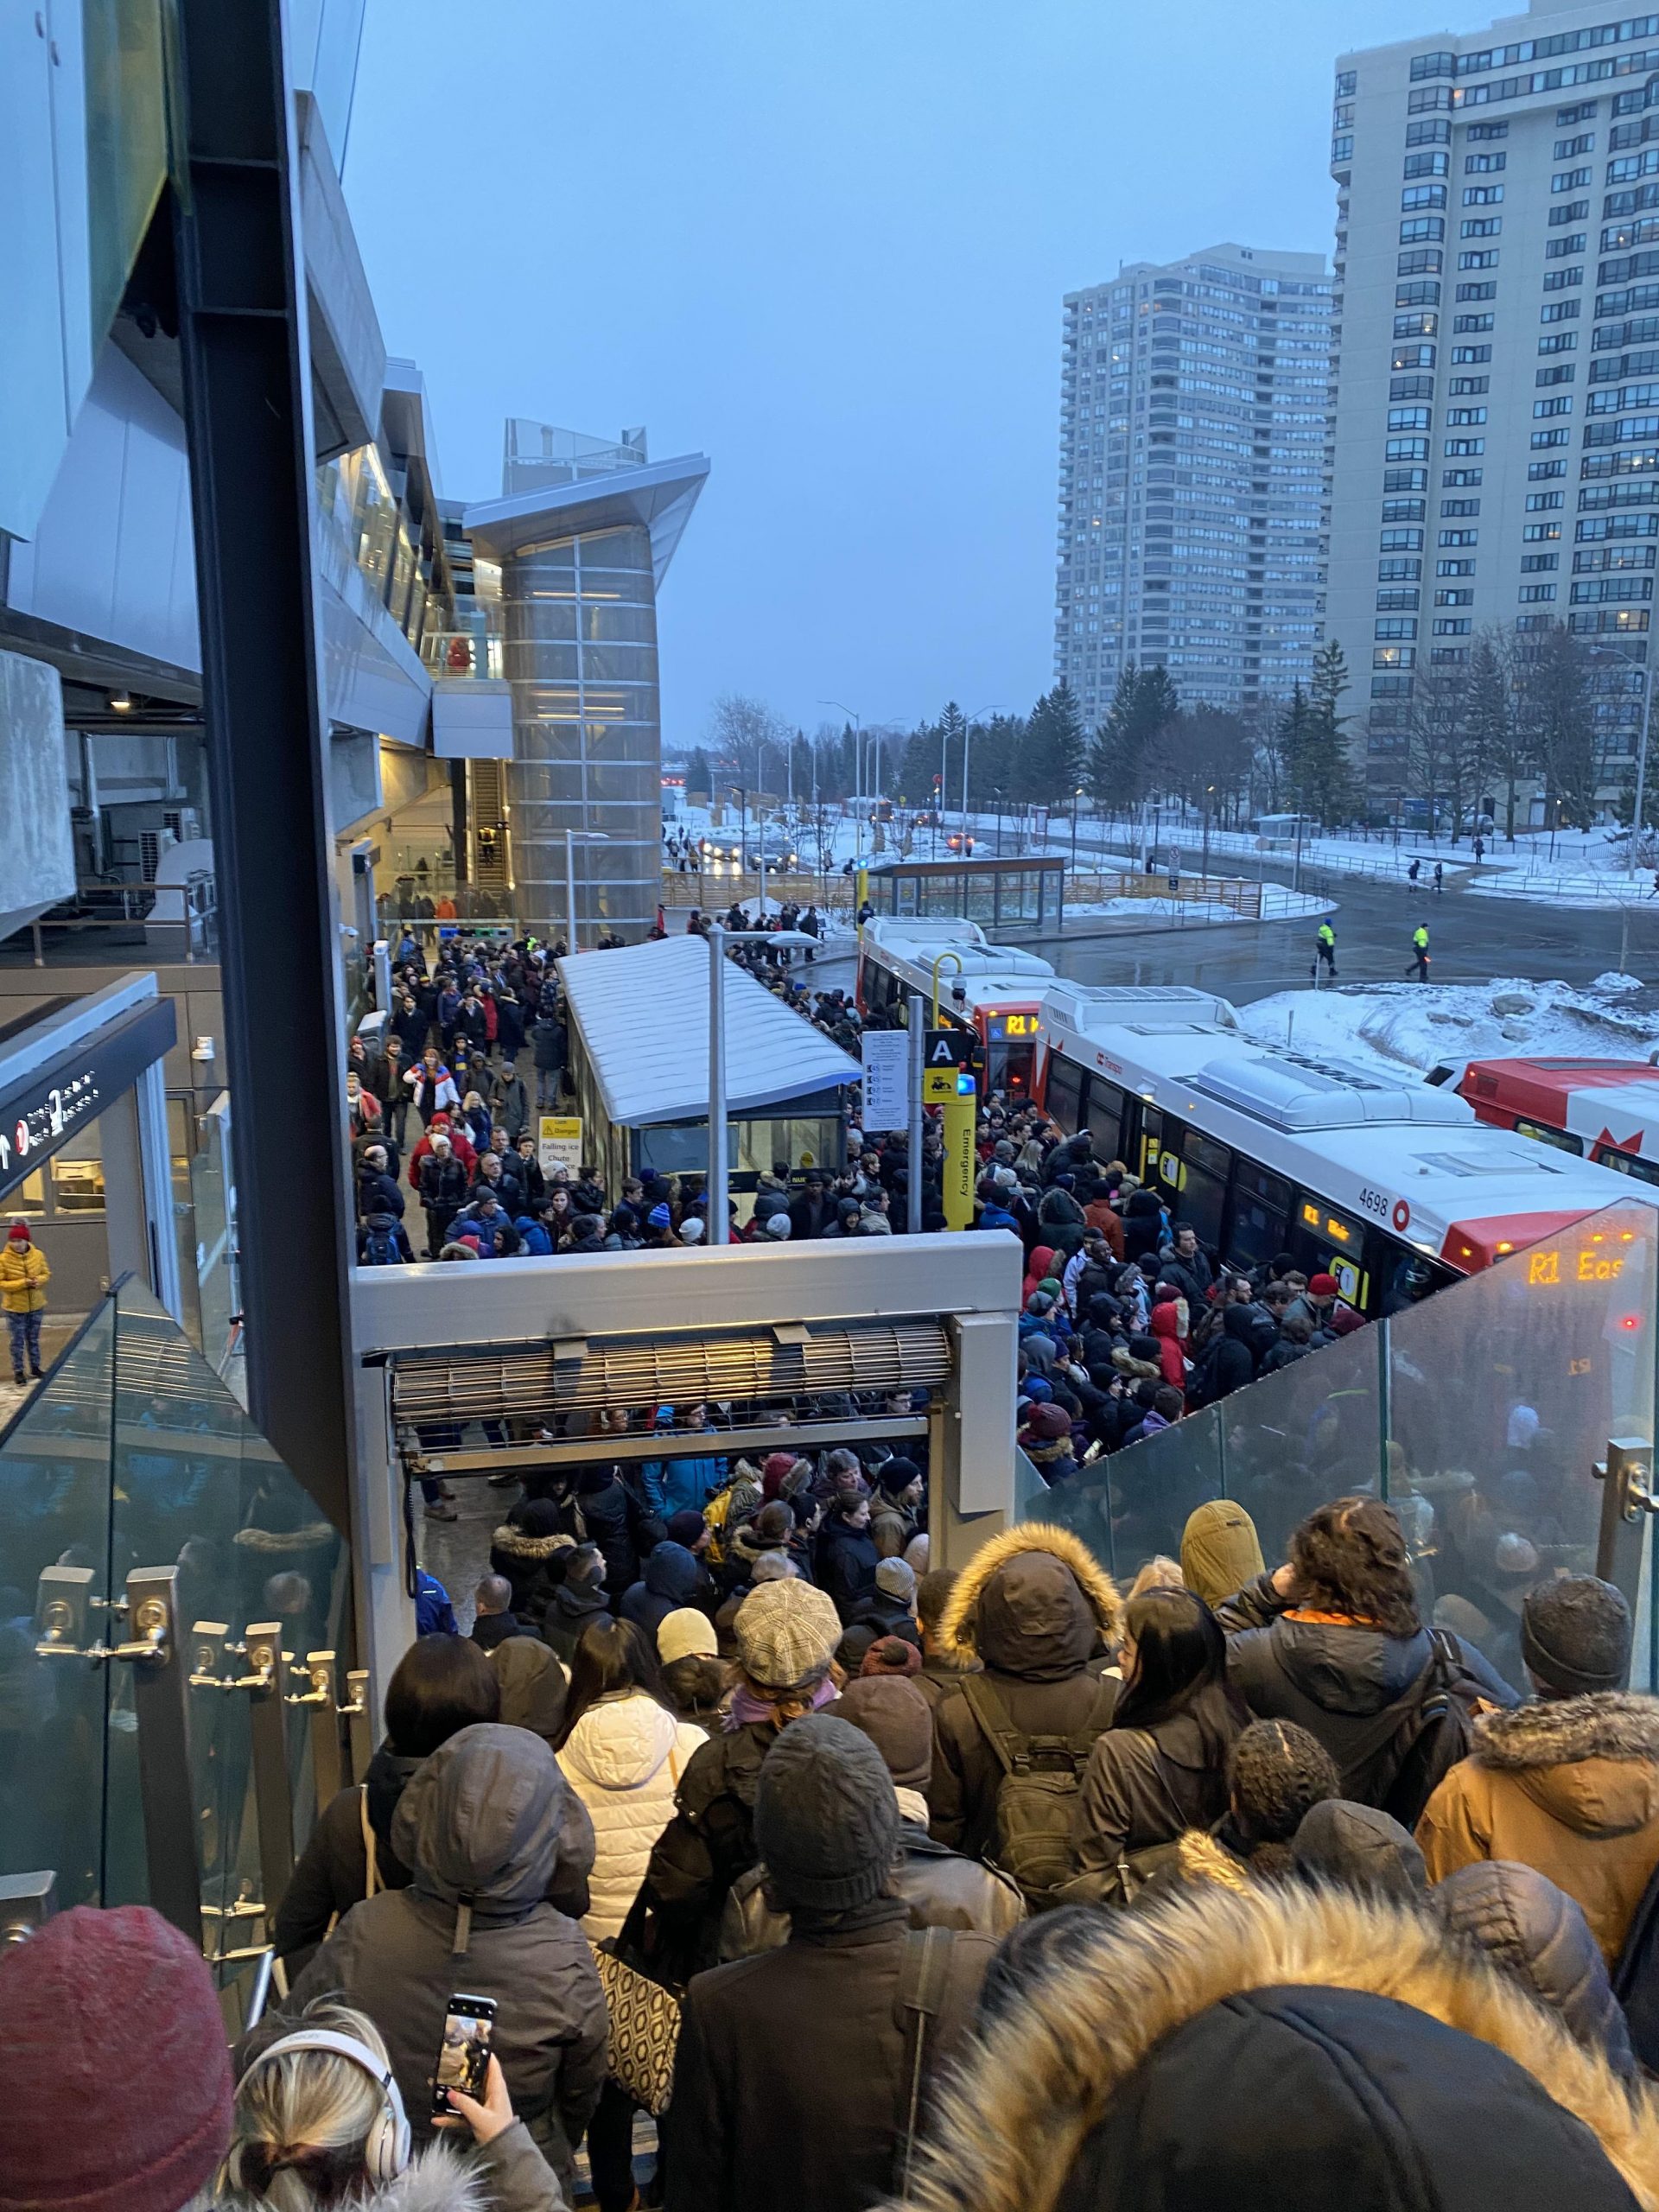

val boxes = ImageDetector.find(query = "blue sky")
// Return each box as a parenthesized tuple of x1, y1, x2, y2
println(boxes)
(343, 0, 1499, 749)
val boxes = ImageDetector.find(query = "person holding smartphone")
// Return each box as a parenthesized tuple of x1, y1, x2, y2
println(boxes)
(227, 1999, 563, 2212)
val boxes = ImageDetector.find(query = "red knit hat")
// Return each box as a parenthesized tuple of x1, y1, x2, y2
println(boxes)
(1308, 1273, 1340, 1297)
(0, 1905, 232, 2212)
(5, 1224, 28, 1241)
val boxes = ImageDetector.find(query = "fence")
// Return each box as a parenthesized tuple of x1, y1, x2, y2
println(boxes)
(1066, 868, 1264, 921)
(660, 868, 855, 912)
(1022, 1198, 1659, 1690)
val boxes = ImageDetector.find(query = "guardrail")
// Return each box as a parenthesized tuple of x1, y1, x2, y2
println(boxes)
(1067, 868, 1263, 921)
(660, 869, 854, 911)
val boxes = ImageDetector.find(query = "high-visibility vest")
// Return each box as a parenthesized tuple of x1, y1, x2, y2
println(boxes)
(1318, 923, 1335, 949)
(1414, 927, 1429, 951)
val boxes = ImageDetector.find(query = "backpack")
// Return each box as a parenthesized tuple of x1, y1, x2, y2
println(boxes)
(958, 1672, 1102, 1910)
(1279, 1628, 1476, 1829)
(361, 1222, 405, 1267)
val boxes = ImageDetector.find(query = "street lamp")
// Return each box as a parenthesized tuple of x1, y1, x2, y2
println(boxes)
(1071, 785, 1084, 874)
(1585, 640, 1655, 870)
(961, 702, 1011, 847)
(563, 828, 609, 953)
(706, 925, 821, 1244)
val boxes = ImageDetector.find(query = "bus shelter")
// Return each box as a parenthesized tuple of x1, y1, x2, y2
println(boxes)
(556, 936, 861, 1206)
(863, 855, 1065, 931)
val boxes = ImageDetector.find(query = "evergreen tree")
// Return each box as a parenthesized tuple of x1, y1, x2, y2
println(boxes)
(1086, 664, 1178, 817)
(1288, 644, 1362, 826)
(1462, 633, 1510, 839)
(685, 745, 715, 801)
(938, 700, 968, 815)
(896, 723, 937, 806)
(1019, 682, 1087, 805)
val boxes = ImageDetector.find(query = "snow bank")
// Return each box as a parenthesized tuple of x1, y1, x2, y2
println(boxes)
(1239, 977, 1659, 1077)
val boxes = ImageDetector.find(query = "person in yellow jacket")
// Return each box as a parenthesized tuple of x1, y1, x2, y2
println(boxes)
(0, 1221, 49, 1383)
(1408, 922, 1430, 982)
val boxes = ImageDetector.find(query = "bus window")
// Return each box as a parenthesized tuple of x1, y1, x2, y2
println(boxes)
(1086, 1080, 1124, 1166)
(1600, 1147, 1659, 1185)
(1045, 1056, 1083, 1132)
(1179, 1161, 1226, 1250)
(1516, 1118, 1582, 1155)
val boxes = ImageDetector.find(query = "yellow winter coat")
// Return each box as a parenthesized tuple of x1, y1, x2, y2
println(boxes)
(0, 1241, 50, 1313)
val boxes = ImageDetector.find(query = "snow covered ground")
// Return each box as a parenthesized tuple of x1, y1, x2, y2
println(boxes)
(1238, 975, 1659, 1078)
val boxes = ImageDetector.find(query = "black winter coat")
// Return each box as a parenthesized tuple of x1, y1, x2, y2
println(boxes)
(634, 1719, 775, 1986)
(1435, 1859, 1637, 2076)
(1068, 1684, 1243, 1891)
(818, 1519, 881, 1622)
(663, 1908, 994, 2212)
(576, 1475, 648, 1596)
(716, 1824, 1025, 1958)
(272, 1746, 420, 1971)
(356, 1166, 405, 1221)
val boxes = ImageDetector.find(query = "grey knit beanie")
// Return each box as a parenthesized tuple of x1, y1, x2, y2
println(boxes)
(733, 1579, 842, 1689)
(753, 1713, 899, 1912)
(1522, 1575, 1631, 1697)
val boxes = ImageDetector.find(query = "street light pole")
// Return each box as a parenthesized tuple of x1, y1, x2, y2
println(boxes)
(705, 925, 820, 1245)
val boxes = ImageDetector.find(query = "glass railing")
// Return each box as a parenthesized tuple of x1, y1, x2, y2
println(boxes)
(0, 1279, 353, 2016)
(1022, 1200, 1659, 1690)
(423, 628, 504, 681)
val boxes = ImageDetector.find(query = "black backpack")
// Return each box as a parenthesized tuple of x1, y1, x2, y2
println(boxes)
(1281, 1628, 1476, 1828)
(958, 1673, 1103, 1910)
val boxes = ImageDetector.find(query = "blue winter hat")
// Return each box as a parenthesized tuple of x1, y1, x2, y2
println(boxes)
(648, 1203, 671, 1229)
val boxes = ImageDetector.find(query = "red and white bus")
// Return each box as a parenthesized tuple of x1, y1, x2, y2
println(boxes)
(1037, 989, 1659, 1313)
(1446, 1057, 1659, 1187)
(856, 918, 1054, 1099)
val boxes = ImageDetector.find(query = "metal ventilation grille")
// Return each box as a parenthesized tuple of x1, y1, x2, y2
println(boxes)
(391, 1319, 952, 1429)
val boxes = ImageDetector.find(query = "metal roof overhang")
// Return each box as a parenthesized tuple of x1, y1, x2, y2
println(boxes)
(462, 452, 711, 588)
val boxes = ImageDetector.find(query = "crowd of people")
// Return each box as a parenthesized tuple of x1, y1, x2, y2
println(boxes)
(13, 1490, 1659, 2212)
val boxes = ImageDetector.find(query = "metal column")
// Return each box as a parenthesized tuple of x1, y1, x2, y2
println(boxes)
(169, 0, 358, 1533)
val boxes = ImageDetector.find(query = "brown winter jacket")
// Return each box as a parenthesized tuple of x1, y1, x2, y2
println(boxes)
(1417, 1691, 1659, 1964)
(928, 1523, 1122, 1859)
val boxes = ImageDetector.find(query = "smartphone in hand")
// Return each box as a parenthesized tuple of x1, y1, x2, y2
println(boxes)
(431, 1993, 497, 2120)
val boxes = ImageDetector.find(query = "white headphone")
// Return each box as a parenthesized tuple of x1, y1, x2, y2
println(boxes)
(244, 2027, 411, 2183)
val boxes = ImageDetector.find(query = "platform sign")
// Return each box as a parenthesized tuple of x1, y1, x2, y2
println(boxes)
(537, 1115, 583, 1179)
(861, 1032, 909, 1132)
(925, 1028, 971, 1068)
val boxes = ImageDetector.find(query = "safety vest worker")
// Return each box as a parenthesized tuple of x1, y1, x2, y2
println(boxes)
(1408, 923, 1431, 982)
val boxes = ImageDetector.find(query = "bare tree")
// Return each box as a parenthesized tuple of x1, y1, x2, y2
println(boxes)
(1406, 659, 1470, 837)
(707, 693, 792, 797)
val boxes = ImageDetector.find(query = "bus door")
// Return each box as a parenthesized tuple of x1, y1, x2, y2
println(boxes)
(1085, 1078, 1126, 1169)
(1138, 1108, 1166, 1199)
(1175, 1128, 1230, 1254)
(1291, 1192, 1373, 1313)
(1043, 1051, 1084, 1135)
(1230, 1161, 1294, 1276)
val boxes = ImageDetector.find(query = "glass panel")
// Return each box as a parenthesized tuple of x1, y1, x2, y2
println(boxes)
(109, 1281, 347, 2000)
(1220, 1321, 1385, 1570)
(1023, 1407, 1224, 1584)
(0, 1304, 116, 1910)
(1390, 1201, 1657, 1692)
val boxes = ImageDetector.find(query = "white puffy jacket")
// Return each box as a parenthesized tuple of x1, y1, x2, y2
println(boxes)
(556, 1692, 708, 1942)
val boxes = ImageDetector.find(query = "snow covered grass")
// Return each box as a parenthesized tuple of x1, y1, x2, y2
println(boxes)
(1239, 976, 1659, 1078)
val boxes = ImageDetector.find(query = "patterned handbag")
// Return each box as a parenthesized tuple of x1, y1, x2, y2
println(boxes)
(589, 1939, 682, 2116)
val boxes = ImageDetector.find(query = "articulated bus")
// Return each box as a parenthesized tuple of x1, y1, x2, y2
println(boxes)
(1446, 1056, 1659, 1187)
(855, 918, 1055, 1099)
(1035, 987, 1659, 1313)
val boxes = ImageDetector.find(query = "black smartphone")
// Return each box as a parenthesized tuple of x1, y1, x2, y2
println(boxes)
(431, 1993, 497, 2119)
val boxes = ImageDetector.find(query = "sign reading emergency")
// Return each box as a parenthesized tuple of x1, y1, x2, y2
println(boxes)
(537, 1116, 583, 1179)
(942, 1095, 977, 1230)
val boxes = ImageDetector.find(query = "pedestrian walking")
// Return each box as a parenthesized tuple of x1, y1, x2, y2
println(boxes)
(1407, 857, 1421, 890)
(1312, 919, 1337, 984)
(1408, 922, 1430, 982)
(1433, 861, 1444, 894)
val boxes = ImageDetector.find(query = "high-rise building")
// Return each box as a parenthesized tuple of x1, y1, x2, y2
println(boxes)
(1054, 243, 1332, 724)
(1327, 0, 1659, 810)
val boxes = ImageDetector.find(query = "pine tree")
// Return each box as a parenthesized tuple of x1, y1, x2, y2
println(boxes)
(1086, 664, 1178, 817)
(686, 746, 715, 801)
(1294, 643, 1362, 827)
(1018, 682, 1086, 805)
(937, 701, 968, 815)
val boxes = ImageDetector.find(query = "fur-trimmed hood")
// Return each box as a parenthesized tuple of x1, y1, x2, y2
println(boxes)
(490, 1522, 575, 1562)
(1475, 1692, 1659, 1771)
(937, 1522, 1120, 1680)
(1471, 1693, 1659, 1839)
(898, 1885, 1659, 2212)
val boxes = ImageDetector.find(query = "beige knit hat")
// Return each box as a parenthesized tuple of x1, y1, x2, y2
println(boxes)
(733, 1579, 842, 1688)
(658, 1607, 720, 1666)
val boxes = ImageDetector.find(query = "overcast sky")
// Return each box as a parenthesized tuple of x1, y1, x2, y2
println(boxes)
(343, 0, 1498, 751)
